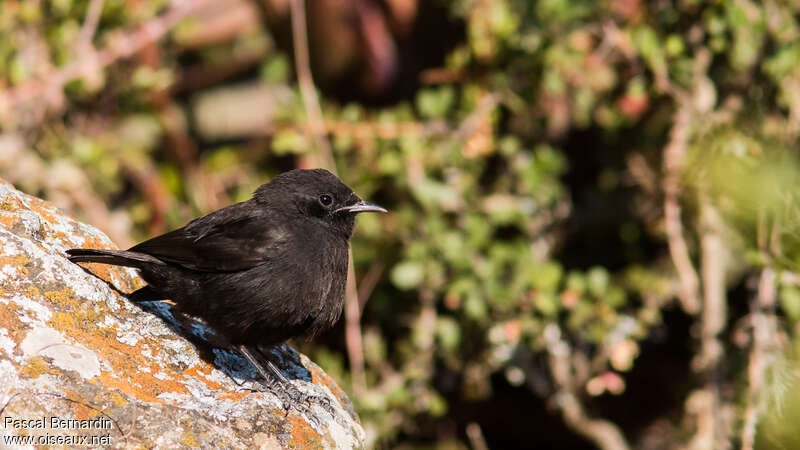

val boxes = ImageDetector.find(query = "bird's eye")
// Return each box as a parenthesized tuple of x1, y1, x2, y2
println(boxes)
(319, 194, 333, 207)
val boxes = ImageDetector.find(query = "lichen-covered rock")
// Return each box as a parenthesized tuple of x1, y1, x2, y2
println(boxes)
(0, 178, 365, 449)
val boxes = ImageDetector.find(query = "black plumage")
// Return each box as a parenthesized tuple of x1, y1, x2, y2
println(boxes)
(67, 169, 385, 408)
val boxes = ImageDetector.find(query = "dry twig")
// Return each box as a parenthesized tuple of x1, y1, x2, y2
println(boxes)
(662, 94, 701, 315)
(696, 191, 727, 372)
(741, 212, 779, 450)
(289, 0, 335, 171)
(357, 262, 384, 313)
(465, 422, 489, 450)
(1, 0, 210, 121)
(288, 0, 366, 395)
(688, 190, 730, 450)
(740, 267, 776, 450)
(76, 0, 105, 55)
(542, 324, 631, 450)
(661, 48, 713, 317)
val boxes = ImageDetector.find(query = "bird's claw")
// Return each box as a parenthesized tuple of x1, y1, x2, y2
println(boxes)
(267, 382, 337, 424)
(289, 388, 336, 414)
(270, 387, 322, 428)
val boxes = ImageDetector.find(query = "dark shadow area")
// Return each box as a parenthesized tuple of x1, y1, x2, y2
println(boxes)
(464, 374, 595, 450)
(71, 261, 313, 385)
(555, 126, 665, 270)
(594, 305, 695, 447)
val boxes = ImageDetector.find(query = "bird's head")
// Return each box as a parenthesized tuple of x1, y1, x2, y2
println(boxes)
(255, 169, 386, 238)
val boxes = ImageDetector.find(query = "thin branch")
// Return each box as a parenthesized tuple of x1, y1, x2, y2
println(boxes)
(289, 0, 335, 171)
(690, 189, 729, 450)
(60, 167, 134, 248)
(344, 255, 366, 396)
(342, 261, 385, 394)
(121, 404, 140, 448)
(741, 211, 779, 450)
(696, 191, 727, 371)
(661, 47, 712, 317)
(465, 422, 489, 450)
(557, 390, 631, 450)
(1, 0, 208, 114)
(741, 267, 776, 450)
(451, 93, 499, 142)
(289, 0, 365, 395)
(662, 94, 701, 315)
(76, 0, 105, 56)
(122, 160, 172, 236)
(543, 324, 631, 450)
(357, 262, 384, 313)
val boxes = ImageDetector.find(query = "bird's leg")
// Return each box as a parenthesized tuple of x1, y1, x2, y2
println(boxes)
(265, 345, 333, 413)
(237, 345, 336, 419)
(257, 346, 335, 414)
(256, 347, 336, 416)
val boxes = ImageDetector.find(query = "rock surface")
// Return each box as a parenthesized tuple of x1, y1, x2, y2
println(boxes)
(0, 178, 365, 449)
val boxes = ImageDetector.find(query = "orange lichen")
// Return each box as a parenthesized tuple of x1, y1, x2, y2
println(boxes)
(63, 389, 92, 421)
(0, 301, 31, 347)
(44, 288, 79, 308)
(81, 263, 118, 285)
(25, 196, 58, 225)
(0, 188, 362, 447)
(25, 285, 40, 299)
(80, 235, 118, 252)
(286, 414, 323, 449)
(46, 312, 192, 404)
(219, 392, 248, 401)
(183, 365, 224, 391)
(95, 366, 186, 405)
(0, 193, 23, 211)
(45, 289, 250, 406)
(49, 310, 107, 340)
(107, 390, 130, 408)
(98, 346, 190, 403)
(51, 310, 80, 330)
(182, 433, 200, 447)
(20, 356, 60, 379)
(1, 253, 30, 278)
(0, 214, 18, 229)
(71, 235, 143, 292)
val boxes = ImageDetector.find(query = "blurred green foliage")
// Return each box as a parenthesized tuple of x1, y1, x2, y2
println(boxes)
(4, 0, 800, 448)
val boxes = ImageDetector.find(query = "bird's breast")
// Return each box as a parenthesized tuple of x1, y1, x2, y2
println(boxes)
(302, 235, 349, 331)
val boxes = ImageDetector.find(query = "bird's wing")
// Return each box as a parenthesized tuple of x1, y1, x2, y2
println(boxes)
(129, 202, 289, 272)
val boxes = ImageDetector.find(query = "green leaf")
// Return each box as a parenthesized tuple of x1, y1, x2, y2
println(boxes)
(271, 130, 310, 155)
(415, 86, 455, 119)
(534, 292, 559, 317)
(260, 54, 290, 84)
(436, 317, 461, 351)
(391, 261, 424, 290)
(781, 286, 800, 321)
(587, 267, 610, 297)
(529, 262, 563, 292)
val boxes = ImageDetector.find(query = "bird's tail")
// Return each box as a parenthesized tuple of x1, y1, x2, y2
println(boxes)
(66, 248, 165, 268)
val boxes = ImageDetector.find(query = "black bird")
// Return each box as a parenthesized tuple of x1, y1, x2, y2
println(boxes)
(66, 169, 385, 408)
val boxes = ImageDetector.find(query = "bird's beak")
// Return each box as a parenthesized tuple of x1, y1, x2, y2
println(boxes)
(335, 201, 387, 214)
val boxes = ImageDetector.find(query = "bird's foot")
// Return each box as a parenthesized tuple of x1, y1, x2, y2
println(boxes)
(284, 385, 336, 418)
(236, 345, 337, 424)
(257, 375, 336, 423)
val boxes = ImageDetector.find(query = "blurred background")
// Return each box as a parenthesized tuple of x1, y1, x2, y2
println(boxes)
(2, 0, 800, 448)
